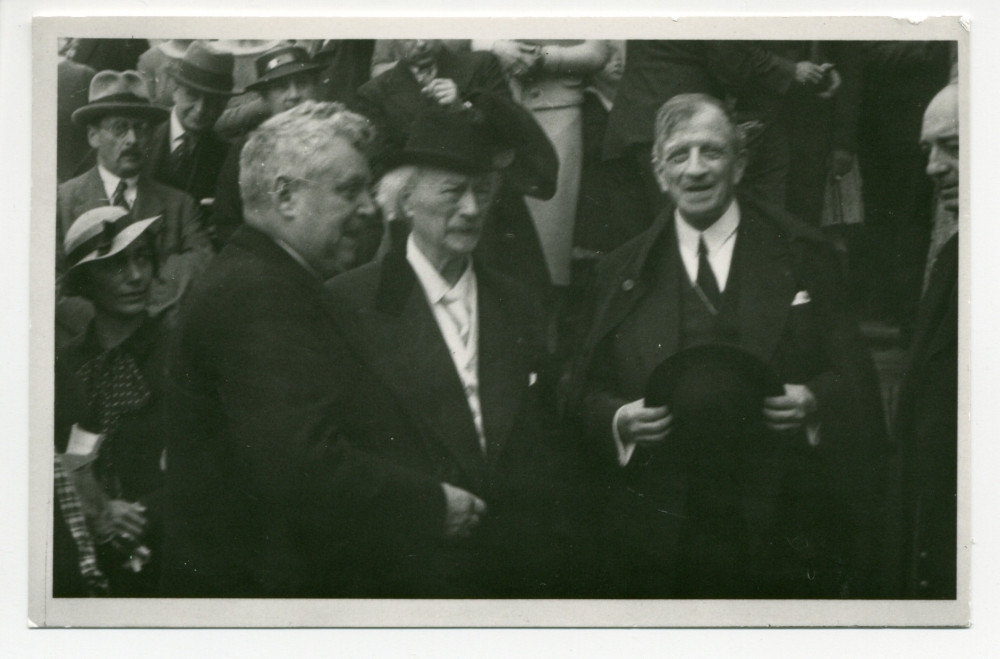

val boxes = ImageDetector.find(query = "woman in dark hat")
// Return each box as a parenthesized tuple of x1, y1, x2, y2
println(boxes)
(54, 206, 170, 597)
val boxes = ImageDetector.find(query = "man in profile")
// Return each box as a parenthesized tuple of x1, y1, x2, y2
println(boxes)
(162, 102, 465, 597)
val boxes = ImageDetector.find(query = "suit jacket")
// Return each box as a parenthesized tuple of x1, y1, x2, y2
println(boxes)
(161, 226, 446, 597)
(326, 247, 595, 597)
(893, 233, 958, 598)
(146, 120, 230, 204)
(56, 167, 214, 336)
(569, 200, 887, 597)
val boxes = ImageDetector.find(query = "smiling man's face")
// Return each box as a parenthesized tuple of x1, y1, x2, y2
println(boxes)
(654, 104, 746, 231)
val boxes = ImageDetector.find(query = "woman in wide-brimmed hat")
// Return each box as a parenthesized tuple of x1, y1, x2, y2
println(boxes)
(54, 206, 171, 597)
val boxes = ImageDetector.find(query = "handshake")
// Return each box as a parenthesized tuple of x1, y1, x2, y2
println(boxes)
(440, 482, 488, 539)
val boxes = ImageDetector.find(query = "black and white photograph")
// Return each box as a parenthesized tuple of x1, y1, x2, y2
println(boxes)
(20, 12, 977, 634)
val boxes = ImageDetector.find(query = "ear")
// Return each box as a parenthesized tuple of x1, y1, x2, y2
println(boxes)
(87, 125, 102, 149)
(274, 176, 297, 220)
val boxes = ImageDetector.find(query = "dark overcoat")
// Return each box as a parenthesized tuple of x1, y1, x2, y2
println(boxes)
(145, 120, 231, 204)
(325, 246, 598, 597)
(568, 200, 888, 597)
(160, 227, 447, 597)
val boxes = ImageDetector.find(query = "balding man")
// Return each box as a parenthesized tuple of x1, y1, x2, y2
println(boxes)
(162, 102, 461, 597)
(893, 83, 959, 599)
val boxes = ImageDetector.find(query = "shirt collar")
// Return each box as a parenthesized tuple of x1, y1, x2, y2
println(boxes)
(96, 164, 139, 199)
(169, 109, 187, 148)
(406, 235, 473, 305)
(674, 199, 741, 253)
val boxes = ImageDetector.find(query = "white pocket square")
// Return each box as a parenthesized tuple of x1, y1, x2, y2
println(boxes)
(791, 290, 812, 306)
(528, 372, 538, 387)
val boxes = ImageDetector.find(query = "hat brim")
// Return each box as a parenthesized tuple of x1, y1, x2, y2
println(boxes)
(396, 148, 495, 175)
(70, 215, 162, 270)
(72, 102, 170, 128)
(645, 343, 784, 409)
(244, 62, 325, 92)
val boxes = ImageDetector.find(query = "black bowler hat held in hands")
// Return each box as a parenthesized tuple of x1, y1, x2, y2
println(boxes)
(645, 343, 784, 462)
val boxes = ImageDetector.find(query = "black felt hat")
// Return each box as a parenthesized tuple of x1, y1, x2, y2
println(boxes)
(399, 108, 501, 174)
(645, 343, 784, 464)
(168, 40, 237, 97)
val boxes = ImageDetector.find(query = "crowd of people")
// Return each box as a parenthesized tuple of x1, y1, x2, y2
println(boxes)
(52, 37, 959, 600)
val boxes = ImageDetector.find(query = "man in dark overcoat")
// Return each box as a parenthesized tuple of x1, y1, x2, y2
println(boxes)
(570, 93, 887, 598)
(161, 102, 458, 597)
(326, 109, 597, 598)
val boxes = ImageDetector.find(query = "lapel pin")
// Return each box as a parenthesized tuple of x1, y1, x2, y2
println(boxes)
(621, 278, 635, 292)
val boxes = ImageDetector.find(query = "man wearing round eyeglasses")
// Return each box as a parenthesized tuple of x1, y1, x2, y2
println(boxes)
(57, 70, 213, 346)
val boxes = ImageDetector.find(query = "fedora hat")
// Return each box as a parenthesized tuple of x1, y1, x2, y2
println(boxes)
(63, 206, 161, 272)
(71, 70, 170, 127)
(168, 40, 237, 97)
(245, 45, 324, 92)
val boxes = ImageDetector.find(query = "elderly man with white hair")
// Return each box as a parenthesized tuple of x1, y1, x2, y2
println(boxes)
(326, 107, 597, 598)
(161, 101, 464, 597)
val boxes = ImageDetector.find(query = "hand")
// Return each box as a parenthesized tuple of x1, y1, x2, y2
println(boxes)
(829, 148, 854, 179)
(762, 383, 818, 433)
(440, 482, 487, 539)
(104, 499, 148, 541)
(491, 40, 541, 78)
(616, 398, 674, 448)
(794, 61, 825, 85)
(422, 78, 460, 106)
(816, 64, 842, 99)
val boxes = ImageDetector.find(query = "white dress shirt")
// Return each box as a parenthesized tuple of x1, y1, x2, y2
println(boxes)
(169, 109, 188, 152)
(673, 199, 740, 292)
(407, 237, 486, 453)
(97, 164, 139, 209)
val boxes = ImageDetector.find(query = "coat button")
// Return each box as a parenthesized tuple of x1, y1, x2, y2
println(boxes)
(919, 551, 928, 559)
(621, 279, 635, 292)
(919, 580, 929, 588)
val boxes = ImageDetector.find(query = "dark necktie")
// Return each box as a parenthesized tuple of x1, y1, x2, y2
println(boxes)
(169, 132, 195, 180)
(696, 236, 722, 312)
(111, 179, 130, 210)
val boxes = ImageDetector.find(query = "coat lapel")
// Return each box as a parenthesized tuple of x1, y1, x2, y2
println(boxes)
(476, 269, 528, 461)
(350, 249, 488, 485)
(733, 211, 797, 363)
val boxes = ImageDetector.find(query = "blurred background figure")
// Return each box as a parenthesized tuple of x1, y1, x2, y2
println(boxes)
(57, 42, 96, 183)
(137, 40, 194, 106)
(145, 41, 236, 206)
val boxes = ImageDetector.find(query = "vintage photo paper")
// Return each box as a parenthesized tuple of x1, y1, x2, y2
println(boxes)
(29, 14, 970, 628)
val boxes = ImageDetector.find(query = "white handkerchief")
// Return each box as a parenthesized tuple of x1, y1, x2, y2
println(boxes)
(791, 290, 812, 306)
(66, 424, 104, 456)
(528, 372, 538, 387)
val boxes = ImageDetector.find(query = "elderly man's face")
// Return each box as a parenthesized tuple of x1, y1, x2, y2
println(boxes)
(404, 167, 497, 267)
(261, 72, 320, 117)
(921, 85, 959, 214)
(88, 114, 153, 178)
(173, 83, 230, 133)
(282, 136, 374, 279)
(654, 105, 746, 231)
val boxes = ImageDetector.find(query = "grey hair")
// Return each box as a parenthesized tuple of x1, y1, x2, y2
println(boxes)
(239, 100, 376, 219)
(652, 93, 744, 163)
